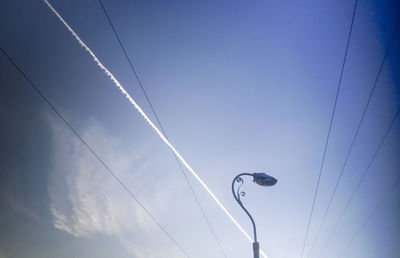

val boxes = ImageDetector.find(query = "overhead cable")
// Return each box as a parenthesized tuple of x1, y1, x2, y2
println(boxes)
(307, 15, 400, 258)
(335, 176, 400, 258)
(317, 108, 400, 257)
(300, 0, 358, 257)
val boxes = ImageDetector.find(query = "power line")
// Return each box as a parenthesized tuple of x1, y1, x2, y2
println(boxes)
(317, 107, 400, 257)
(299, 0, 358, 257)
(96, 0, 227, 257)
(0, 47, 190, 258)
(335, 176, 400, 258)
(307, 16, 400, 258)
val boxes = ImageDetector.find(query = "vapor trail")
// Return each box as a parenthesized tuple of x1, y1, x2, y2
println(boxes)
(43, 1, 268, 257)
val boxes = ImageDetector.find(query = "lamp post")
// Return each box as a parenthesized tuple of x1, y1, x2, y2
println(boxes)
(232, 172, 277, 258)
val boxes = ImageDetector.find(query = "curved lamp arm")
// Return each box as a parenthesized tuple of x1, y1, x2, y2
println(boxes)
(231, 172, 258, 242)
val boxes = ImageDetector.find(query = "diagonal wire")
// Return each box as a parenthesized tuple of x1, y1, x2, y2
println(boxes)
(317, 107, 400, 257)
(299, 0, 358, 257)
(0, 47, 190, 258)
(336, 176, 400, 258)
(96, 0, 227, 257)
(307, 15, 400, 258)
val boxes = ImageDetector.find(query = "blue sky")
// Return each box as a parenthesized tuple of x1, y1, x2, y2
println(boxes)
(0, 0, 399, 257)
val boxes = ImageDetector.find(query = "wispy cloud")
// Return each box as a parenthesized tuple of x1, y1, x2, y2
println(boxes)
(47, 116, 186, 257)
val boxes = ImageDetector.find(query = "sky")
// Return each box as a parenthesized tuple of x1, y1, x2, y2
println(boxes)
(0, 0, 399, 258)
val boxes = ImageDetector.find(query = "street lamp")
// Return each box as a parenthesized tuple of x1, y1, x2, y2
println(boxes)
(232, 172, 277, 258)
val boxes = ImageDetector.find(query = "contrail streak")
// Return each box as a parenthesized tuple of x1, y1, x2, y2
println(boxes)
(43, 1, 268, 257)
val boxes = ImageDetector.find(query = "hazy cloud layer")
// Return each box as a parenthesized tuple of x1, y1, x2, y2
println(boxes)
(47, 116, 186, 257)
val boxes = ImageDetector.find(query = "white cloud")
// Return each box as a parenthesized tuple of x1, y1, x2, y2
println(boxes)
(46, 116, 186, 257)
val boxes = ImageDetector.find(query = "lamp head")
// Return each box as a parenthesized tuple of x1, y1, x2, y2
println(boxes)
(253, 173, 277, 186)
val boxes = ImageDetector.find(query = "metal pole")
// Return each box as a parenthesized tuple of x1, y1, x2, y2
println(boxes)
(253, 242, 259, 258)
